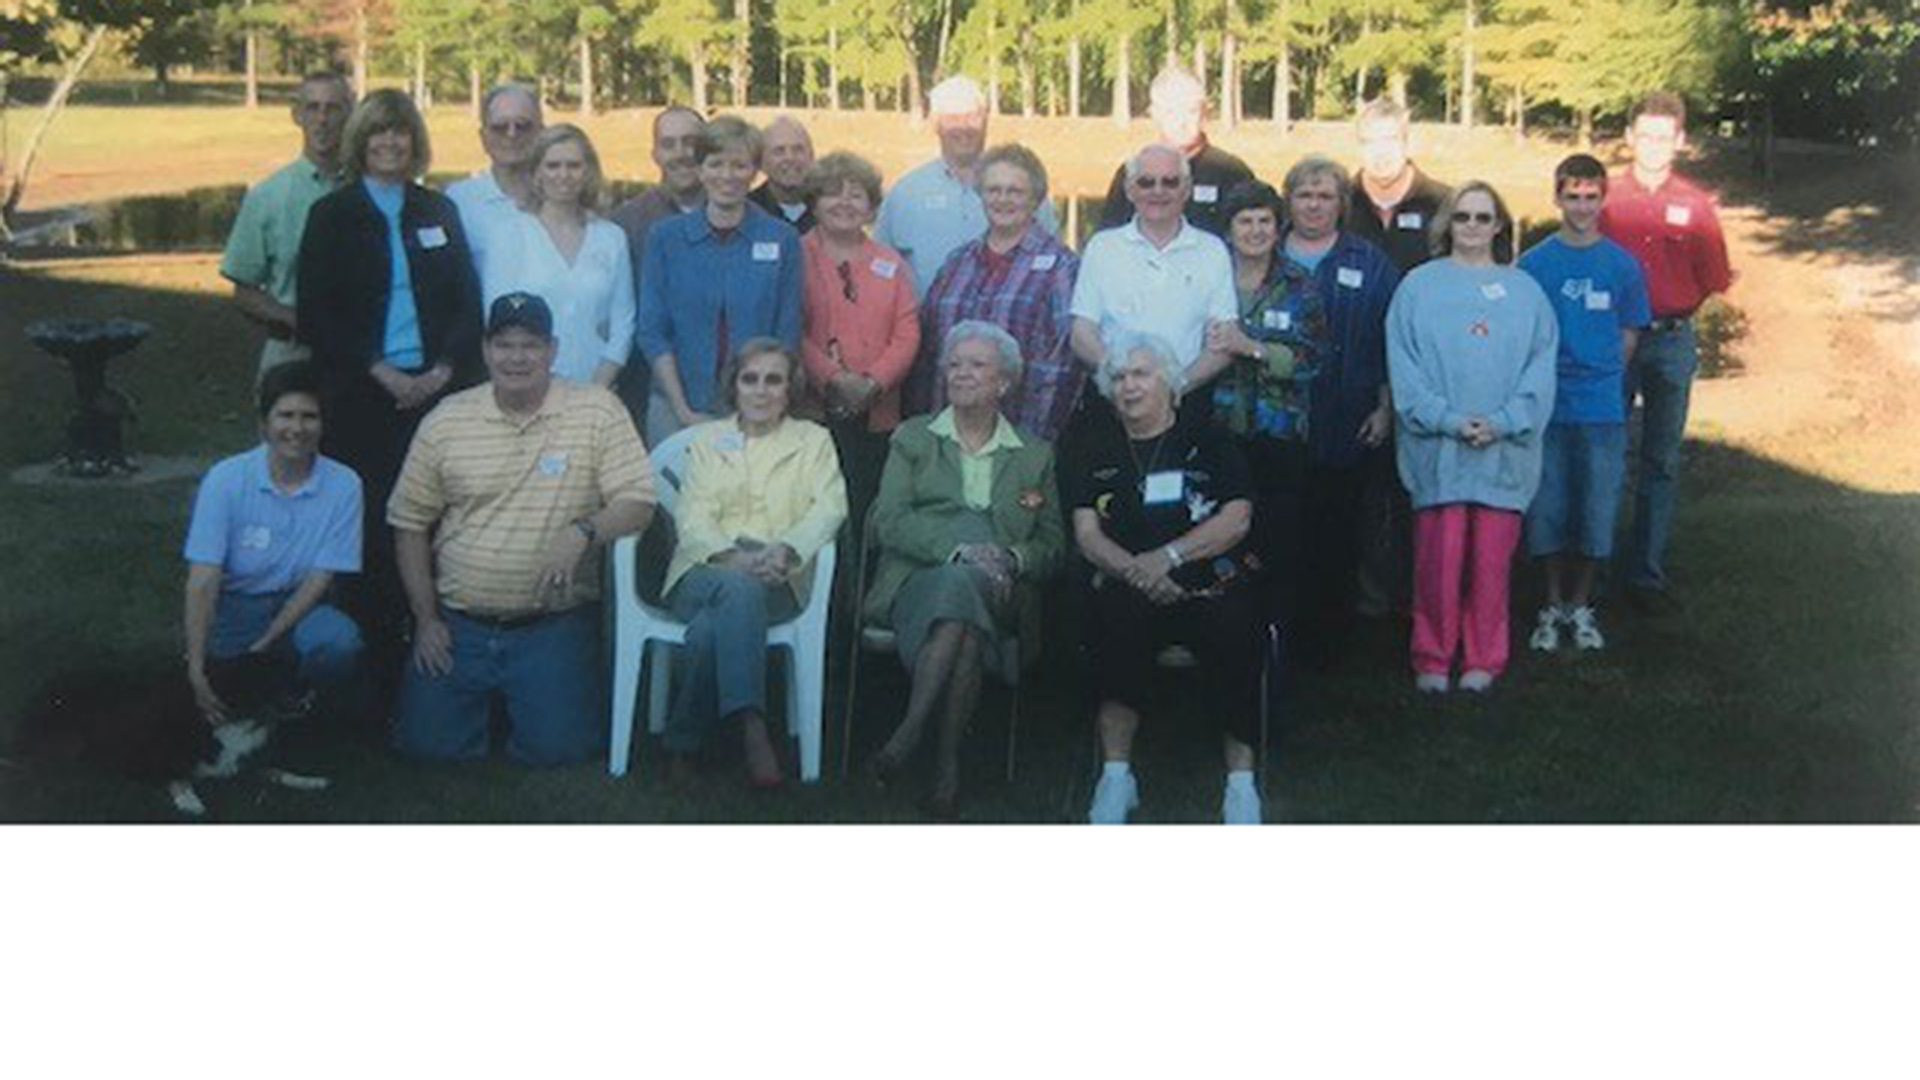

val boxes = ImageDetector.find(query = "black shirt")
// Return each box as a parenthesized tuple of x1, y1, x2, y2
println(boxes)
(749, 182, 816, 235)
(1345, 164, 1452, 273)
(1098, 139, 1256, 239)
(1063, 412, 1256, 591)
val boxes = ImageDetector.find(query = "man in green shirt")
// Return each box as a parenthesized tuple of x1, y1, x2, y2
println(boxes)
(219, 72, 353, 377)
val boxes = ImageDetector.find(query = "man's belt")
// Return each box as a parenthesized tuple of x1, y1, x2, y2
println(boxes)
(456, 609, 554, 631)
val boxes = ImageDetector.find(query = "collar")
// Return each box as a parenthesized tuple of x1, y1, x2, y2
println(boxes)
(250, 444, 320, 498)
(1122, 216, 1200, 254)
(687, 203, 766, 244)
(486, 382, 567, 428)
(929, 407, 1023, 454)
(298, 156, 340, 185)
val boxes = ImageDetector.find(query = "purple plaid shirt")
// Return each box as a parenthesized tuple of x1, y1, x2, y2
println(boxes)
(920, 226, 1081, 441)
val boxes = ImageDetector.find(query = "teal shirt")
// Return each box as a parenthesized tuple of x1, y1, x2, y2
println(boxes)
(364, 178, 426, 371)
(219, 156, 339, 307)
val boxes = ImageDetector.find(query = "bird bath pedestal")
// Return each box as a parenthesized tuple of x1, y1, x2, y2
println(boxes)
(25, 318, 150, 478)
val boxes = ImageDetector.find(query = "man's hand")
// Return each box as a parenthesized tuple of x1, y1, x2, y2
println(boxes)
(536, 525, 592, 604)
(187, 665, 231, 726)
(1118, 549, 1186, 605)
(1357, 405, 1393, 449)
(1206, 321, 1260, 359)
(411, 616, 454, 677)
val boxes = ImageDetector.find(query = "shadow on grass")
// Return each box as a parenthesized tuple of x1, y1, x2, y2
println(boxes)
(1, 256, 1916, 824)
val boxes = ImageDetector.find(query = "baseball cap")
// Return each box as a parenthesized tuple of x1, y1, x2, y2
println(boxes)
(485, 291, 554, 339)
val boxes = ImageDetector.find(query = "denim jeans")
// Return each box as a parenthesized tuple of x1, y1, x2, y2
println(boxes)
(209, 590, 363, 686)
(663, 566, 797, 754)
(394, 607, 604, 766)
(1622, 323, 1697, 591)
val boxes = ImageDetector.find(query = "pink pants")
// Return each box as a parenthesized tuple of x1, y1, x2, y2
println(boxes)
(1411, 504, 1522, 678)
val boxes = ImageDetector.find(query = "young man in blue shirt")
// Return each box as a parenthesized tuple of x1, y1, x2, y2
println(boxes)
(1517, 154, 1653, 652)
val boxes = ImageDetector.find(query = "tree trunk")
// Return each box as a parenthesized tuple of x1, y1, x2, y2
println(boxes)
(691, 46, 709, 113)
(1112, 32, 1131, 126)
(353, 2, 369, 98)
(829, 24, 841, 111)
(733, 0, 750, 106)
(412, 41, 426, 103)
(1164, 0, 1177, 71)
(1390, 71, 1407, 107)
(937, 0, 955, 71)
(469, 58, 482, 121)
(580, 36, 595, 115)
(778, 43, 789, 107)
(906, 54, 923, 119)
(1577, 106, 1592, 147)
(987, 15, 1000, 114)
(1069, 34, 1082, 118)
(1020, 47, 1034, 117)
(1460, 0, 1476, 129)
(244, 18, 259, 109)
(2, 24, 108, 234)
(1220, 28, 1238, 130)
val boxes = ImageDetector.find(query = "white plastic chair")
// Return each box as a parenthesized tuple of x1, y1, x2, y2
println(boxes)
(607, 426, 838, 781)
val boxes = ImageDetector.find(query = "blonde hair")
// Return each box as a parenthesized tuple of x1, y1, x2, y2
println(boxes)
(526, 123, 606, 212)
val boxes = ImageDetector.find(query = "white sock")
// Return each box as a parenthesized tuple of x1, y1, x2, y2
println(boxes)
(1102, 761, 1132, 781)
(1226, 770, 1256, 791)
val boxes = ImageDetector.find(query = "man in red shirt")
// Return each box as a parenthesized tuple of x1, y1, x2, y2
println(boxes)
(1599, 91, 1734, 614)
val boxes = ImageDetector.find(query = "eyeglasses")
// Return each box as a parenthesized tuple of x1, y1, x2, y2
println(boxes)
(1132, 175, 1183, 191)
(487, 120, 538, 136)
(738, 371, 788, 388)
(1451, 211, 1498, 225)
(836, 260, 858, 304)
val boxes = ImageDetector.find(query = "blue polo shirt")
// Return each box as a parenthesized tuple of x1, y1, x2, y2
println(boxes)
(634, 203, 803, 414)
(1518, 235, 1652, 424)
(364, 177, 426, 370)
(184, 445, 364, 595)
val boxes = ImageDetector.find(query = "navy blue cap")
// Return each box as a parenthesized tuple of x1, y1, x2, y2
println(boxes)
(486, 291, 554, 339)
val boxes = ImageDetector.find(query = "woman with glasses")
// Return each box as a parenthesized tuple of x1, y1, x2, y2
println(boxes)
(661, 339, 847, 787)
(919, 144, 1080, 440)
(798, 151, 919, 526)
(1386, 180, 1558, 694)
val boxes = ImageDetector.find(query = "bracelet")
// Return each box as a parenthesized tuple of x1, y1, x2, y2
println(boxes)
(1163, 543, 1184, 568)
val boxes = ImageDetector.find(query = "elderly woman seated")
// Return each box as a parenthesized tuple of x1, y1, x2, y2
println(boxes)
(1064, 333, 1266, 825)
(660, 338, 847, 787)
(863, 320, 1064, 819)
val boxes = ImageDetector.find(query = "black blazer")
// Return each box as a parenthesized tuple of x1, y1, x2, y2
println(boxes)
(296, 179, 483, 401)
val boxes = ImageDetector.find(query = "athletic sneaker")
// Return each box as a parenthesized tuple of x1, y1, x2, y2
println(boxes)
(1088, 769, 1140, 825)
(1222, 776, 1262, 825)
(1529, 606, 1565, 652)
(1567, 605, 1605, 651)
(1458, 669, 1495, 692)
(1415, 672, 1450, 694)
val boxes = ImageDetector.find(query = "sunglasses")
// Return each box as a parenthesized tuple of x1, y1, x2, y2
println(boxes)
(835, 260, 858, 303)
(1451, 211, 1499, 225)
(1132, 175, 1183, 191)
(738, 371, 788, 388)
(487, 119, 538, 136)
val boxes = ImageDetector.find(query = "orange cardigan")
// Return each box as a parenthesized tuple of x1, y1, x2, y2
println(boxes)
(800, 231, 921, 432)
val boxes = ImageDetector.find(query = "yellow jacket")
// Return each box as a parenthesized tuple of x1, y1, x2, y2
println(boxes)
(663, 417, 848, 605)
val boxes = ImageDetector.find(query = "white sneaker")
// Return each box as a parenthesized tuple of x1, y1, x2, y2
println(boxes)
(1567, 606, 1605, 651)
(1222, 779, 1262, 825)
(1458, 669, 1495, 692)
(1415, 672, 1450, 694)
(1529, 606, 1565, 652)
(1088, 768, 1140, 825)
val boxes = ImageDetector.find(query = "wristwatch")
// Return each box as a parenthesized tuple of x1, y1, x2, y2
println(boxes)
(571, 517, 598, 544)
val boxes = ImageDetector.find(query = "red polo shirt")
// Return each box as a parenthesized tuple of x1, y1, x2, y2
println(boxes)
(1599, 171, 1733, 319)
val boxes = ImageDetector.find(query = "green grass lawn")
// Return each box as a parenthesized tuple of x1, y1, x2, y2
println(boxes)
(2, 253, 1915, 823)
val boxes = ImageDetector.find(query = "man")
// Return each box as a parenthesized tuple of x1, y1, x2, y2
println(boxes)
(1096, 67, 1253, 238)
(1345, 97, 1450, 620)
(1346, 97, 1454, 273)
(875, 76, 1060, 300)
(1070, 145, 1237, 413)
(219, 72, 353, 377)
(609, 106, 709, 429)
(1600, 91, 1733, 615)
(445, 83, 544, 287)
(388, 293, 655, 765)
(750, 115, 817, 234)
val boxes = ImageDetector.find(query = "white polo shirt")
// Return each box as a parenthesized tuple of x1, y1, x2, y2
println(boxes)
(1070, 218, 1237, 369)
(446, 169, 525, 292)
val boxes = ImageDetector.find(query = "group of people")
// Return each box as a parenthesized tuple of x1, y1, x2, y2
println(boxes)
(191, 65, 1730, 823)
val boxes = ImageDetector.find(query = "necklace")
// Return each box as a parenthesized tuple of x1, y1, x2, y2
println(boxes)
(1126, 424, 1174, 488)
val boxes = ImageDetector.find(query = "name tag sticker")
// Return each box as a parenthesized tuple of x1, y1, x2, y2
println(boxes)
(416, 226, 448, 250)
(1030, 254, 1058, 271)
(1142, 470, 1184, 505)
(870, 258, 897, 280)
(1396, 212, 1424, 230)
(752, 242, 781, 262)
(1337, 267, 1365, 289)
(239, 525, 273, 551)
(537, 451, 569, 477)
(1482, 282, 1508, 301)
(1193, 184, 1219, 204)
(1585, 290, 1613, 311)
(1262, 309, 1293, 331)
(1665, 204, 1692, 227)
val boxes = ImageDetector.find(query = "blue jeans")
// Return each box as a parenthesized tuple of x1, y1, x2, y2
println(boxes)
(394, 607, 604, 766)
(663, 566, 796, 754)
(1622, 323, 1697, 591)
(210, 591, 363, 686)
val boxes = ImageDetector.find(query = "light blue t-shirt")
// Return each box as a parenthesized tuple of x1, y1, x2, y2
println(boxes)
(1517, 234, 1652, 424)
(364, 178, 426, 370)
(873, 158, 1061, 300)
(184, 445, 364, 596)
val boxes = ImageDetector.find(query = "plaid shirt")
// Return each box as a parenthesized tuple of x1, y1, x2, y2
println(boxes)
(920, 227, 1081, 441)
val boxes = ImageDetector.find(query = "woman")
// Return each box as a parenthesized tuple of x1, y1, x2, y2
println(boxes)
(182, 361, 364, 723)
(297, 88, 480, 675)
(1206, 179, 1329, 624)
(1386, 181, 1558, 693)
(918, 144, 1080, 440)
(863, 321, 1064, 818)
(662, 340, 847, 787)
(636, 116, 804, 443)
(484, 123, 635, 388)
(1066, 333, 1266, 826)
(798, 151, 920, 526)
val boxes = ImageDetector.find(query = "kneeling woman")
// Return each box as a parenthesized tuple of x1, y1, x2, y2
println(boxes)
(1068, 334, 1267, 825)
(661, 339, 847, 786)
(182, 361, 365, 722)
(863, 321, 1064, 818)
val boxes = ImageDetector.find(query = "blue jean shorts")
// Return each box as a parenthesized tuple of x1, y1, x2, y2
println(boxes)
(1526, 422, 1627, 559)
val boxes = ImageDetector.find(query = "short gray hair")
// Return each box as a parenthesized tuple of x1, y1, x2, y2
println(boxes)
(1122, 143, 1192, 185)
(482, 82, 542, 124)
(1094, 332, 1186, 403)
(941, 320, 1024, 384)
(1283, 154, 1353, 217)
